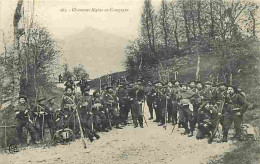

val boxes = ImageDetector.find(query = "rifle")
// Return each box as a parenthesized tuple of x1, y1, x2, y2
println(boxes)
(163, 97, 168, 130)
(142, 99, 148, 127)
(208, 100, 224, 144)
(170, 124, 176, 134)
(75, 105, 87, 148)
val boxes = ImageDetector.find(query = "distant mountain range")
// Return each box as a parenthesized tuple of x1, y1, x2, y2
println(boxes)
(62, 27, 129, 79)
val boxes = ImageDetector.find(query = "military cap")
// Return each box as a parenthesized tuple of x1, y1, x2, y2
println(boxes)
(217, 82, 227, 87)
(18, 95, 27, 101)
(101, 83, 108, 87)
(65, 87, 74, 91)
(47, 96, 56, 101)
(180, 83, 187, 87)
(188, 81, 196, 84)
(37, 97, 46, 102)
(106, 86, 113, 90)
(204, 81, 213, 85)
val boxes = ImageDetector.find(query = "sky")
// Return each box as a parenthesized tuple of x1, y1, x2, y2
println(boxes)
(0, 0, 161, 78)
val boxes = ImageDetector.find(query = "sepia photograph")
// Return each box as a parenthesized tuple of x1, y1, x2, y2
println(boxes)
(0, 0, 260, 163)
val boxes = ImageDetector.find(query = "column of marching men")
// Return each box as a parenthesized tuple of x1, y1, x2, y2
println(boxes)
(13, 77, 249, 146)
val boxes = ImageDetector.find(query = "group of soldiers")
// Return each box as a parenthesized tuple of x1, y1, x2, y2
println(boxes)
(14, 76, 250, 146)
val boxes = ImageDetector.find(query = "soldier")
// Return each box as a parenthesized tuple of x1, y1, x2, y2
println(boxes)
(153, 82, 164, 123)
(64, 77, 76, 91)
(171, 81, 181, 125)
(15, 95, 38, 145)
(177, 83, 196, 137)
(44, 97, 57, 138)
(77, 77, 89, 95)
(101, 86, 122, 129)
(33, 97, 47, 141)
(196, 81, 204, 92)
(188, 81, 197, 92)
(159, 82, 171, 126)
(58, 74, 63, 83)
(199, 81, 213, 103)
(128, 79, 145, 128)
(196, 101, 218, 140)
(79, 88, 100, 142)
(145, 81, 155, 120)
(116, 83, 129, 125)
(222, 85, 249, 142)
(92, 90, 109, 132)
(60, 87, 78, 132)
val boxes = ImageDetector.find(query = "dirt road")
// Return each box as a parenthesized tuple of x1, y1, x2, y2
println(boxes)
(0, 101, 233, 164)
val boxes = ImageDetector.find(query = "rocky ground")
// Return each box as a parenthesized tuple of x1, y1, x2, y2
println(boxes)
(0, 84, 234, 164)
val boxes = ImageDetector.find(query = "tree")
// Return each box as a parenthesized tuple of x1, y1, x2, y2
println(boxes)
(72, 64, 89, 81)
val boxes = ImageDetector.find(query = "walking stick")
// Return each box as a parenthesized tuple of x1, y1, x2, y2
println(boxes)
(142, 99, 148, 127)
(163, 98, 168, 130)
(42, 112, 45, 142)
(170, 124, 176, 134)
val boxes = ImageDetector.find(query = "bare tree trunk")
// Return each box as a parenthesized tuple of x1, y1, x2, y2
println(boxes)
(197, 0, 202, 36)
(13, 0, 24, 104)
(209, 0, 215, 39)
(182, 1, 190, 44)
(196, 54, 200, 81)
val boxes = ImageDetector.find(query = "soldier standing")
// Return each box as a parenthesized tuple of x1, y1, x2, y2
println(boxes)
(145, 81, 155, 120)
(60, 87, 78, 132)
(128, 80, 145, 128)
(79, 88, 100, 142)
(153, 82, 164, 123)
(171, 81, 181, 125)
(15, 96, 38, 145)
(177, 83, 196, 137)
(44, 97, 57, 138)
(222, 85, 249, 142)
(33, 97, 47, 141)
(116, 83, 129, 125)
(64, 77, 76, 91)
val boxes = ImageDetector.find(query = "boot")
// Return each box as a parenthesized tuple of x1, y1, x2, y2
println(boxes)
(140, 124, 144, 128)
(115, 125, 123, 129)
(188, 131, 193, 137)
(222, 134, 228, 142)
(182, 129, 189, 135)
(149, 117, 153, 120)
(158, 122, 164, 126)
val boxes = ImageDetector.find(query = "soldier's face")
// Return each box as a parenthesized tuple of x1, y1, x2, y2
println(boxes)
(205, 103, 210, 109)
(19, 98, 26, 104)
(190, 82, 195, 87)
(197, 83, 202, 89)
(67, 88, 72, 94)
(168, 82, 173, 87)
(227, 87, 234, 95)
(175, 82, 179, 86)
(219, 85, 226, 91)
(205, 84, 211, 89)
(181, 85, 187, 90)
(108, 88, 113, 93)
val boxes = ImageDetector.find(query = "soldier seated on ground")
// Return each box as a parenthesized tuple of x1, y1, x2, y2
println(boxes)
(196, 101, 218, 140)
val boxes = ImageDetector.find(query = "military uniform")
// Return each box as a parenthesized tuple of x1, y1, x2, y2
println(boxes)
(15, 98, 37, 144)
(43, 98, 56, 138)
(79, 91, 100, 142)
(196, 102, 218, 139)
(60, 92, 78, 131)
(153, 84, 164, 123)
(171, 84, 181, 124)
(223, 90, 249, 141)
(101, 88, 122, 129)
(116, 85, 129, 125)
(128, 82, 145, 128)
(145, 82, 155, 120)
(177, 86, 196, 136)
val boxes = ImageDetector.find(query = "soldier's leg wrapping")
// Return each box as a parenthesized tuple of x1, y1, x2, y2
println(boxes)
(172, 101, 178, 124)
(179, 105, 189, 131)
(25, 121, 37, 142)
(167, 101, 173, 122)
(137, 103, 143, 126)
(186, 108, 195, 132)
(223, 118, 233, 139)
(234, 115, 243, 138)
(46, 116, 56, 138)
(132, 103, 138, 127)
(15, 120, 25, 144)
(147, 97, 153, 118)
(196, 127, 206, 139)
